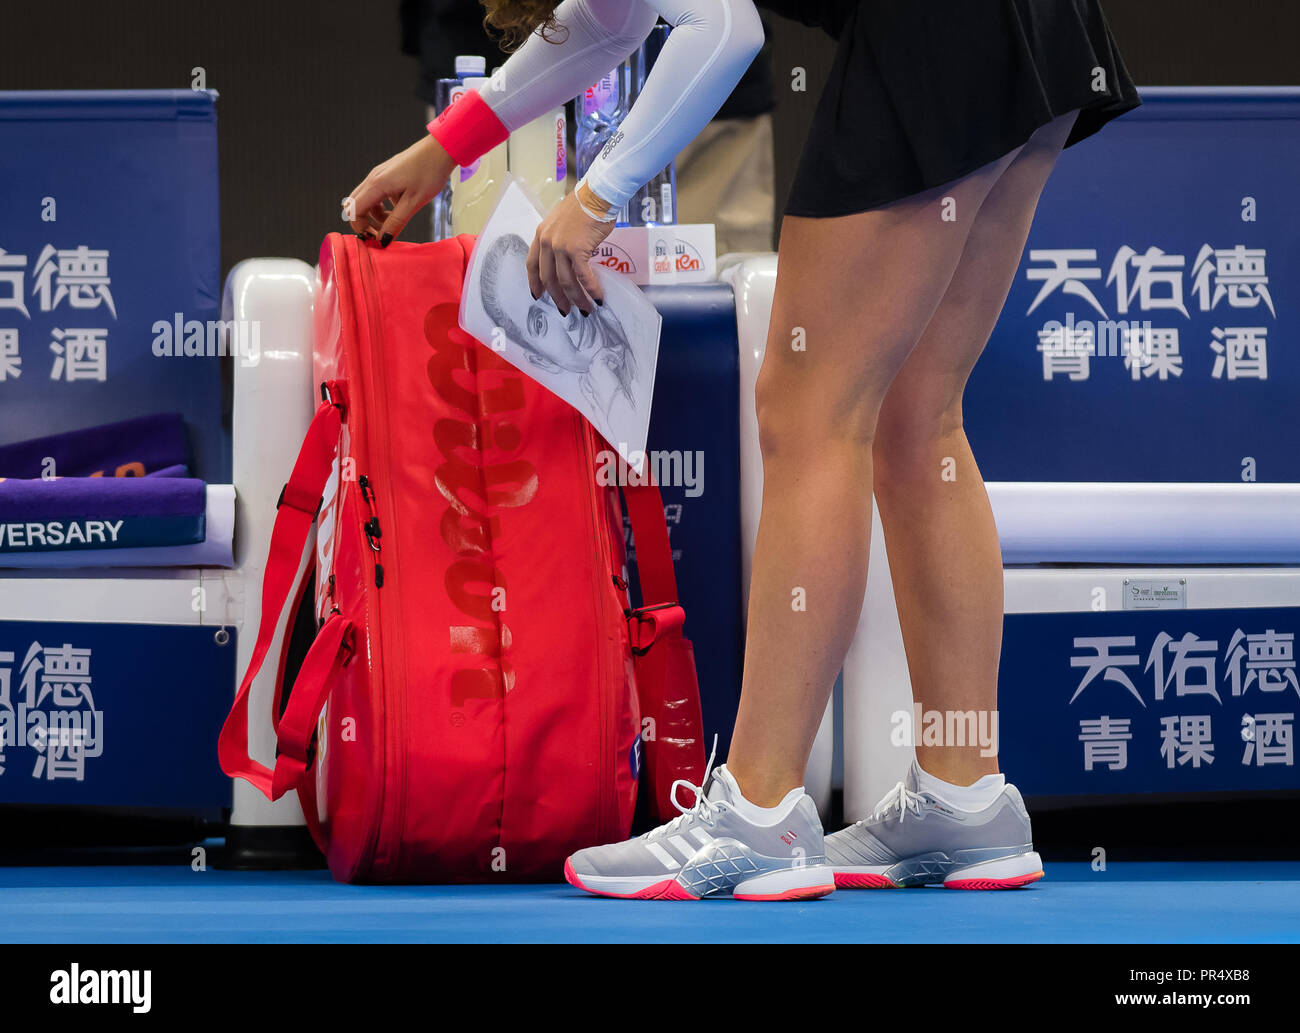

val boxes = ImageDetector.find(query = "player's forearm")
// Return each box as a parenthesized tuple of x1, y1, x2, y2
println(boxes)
(580, 0, 764, 210)
(429, 0, 764, 213)
(428, 0, 657, 168)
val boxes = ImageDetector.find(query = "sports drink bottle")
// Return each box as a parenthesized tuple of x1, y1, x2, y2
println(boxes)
(448, 75, 508, 236)
(509, 106, 567, 212)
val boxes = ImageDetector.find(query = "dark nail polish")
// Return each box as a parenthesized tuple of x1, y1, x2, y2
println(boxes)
(595, 299, 603, 307)
(380, 233, 393, 248)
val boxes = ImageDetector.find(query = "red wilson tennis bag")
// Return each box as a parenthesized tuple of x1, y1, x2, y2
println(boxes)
(219, 232, 706, 882)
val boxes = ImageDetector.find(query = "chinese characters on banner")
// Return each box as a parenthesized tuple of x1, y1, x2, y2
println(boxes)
(998, 608, 1300, 796)
(1069, 626, 1295, 775)
(0, 245, 116, 383)
(1028, 244, 1274, 383)
(0, 618, 236, 809)
(0, 641, 104, 783)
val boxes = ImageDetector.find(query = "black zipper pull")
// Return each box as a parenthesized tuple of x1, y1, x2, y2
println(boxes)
(358, 473, 383, 555)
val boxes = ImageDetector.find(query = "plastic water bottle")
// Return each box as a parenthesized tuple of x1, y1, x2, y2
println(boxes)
(430, 77, 459, 240)
(455, 54, 486, 79)
(449, 76, 508, 236)
(575, 64, 631, 224)
(509, 106, 567, 212)
(627, 23, 676, 227)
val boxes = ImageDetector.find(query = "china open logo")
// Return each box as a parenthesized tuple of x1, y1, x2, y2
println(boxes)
(652, 238, 702, 275)
(594, 242, 636, 275)
(674, 241, 703, 273)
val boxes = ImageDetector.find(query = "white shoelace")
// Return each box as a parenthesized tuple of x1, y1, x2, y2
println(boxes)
(870, 780, 926, 824)
(644, 736, 720, 839)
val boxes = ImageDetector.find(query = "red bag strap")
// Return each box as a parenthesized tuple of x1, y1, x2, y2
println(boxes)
(622, 477, 706, 817)
(623, 480, 678, 608)
(218, 395, 344, 800)
(622, 479, 689, 654)
(266, 613, 353, 798)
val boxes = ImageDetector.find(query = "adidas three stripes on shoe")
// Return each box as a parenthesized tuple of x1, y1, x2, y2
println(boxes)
(565, 756, 835, 901)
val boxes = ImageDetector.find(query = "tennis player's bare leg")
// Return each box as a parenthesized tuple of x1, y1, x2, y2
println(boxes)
(725, 153, 1020, 805)
(872, 110, 1079, 788)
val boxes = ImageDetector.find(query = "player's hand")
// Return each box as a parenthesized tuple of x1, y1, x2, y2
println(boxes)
(528, 182, 614, 316)
(344, 134, 456, 245)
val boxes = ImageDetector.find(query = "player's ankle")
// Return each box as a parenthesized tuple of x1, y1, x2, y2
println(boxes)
(723, 760, 802, 810)
(914, 749, 999, 788)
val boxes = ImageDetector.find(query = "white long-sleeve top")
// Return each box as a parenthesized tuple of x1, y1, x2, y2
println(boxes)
(469, 0, 764, 209)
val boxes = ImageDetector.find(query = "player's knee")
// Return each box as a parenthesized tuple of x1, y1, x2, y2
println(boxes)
(756, 366, 879, 460)
(873, 398, 966, 487)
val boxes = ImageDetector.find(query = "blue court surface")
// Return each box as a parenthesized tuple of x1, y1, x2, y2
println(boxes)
(1, 860, 1297, 943)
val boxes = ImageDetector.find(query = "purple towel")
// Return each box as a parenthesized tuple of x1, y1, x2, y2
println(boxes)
(0, 477, 206, 553)
(0, 412, 191, 479)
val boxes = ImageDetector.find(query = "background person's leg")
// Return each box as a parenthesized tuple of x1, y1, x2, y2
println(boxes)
(872, 111, 1080, 787)
(725, 151, 1020, 807)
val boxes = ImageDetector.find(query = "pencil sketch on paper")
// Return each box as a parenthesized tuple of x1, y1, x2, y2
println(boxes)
(459, 177, 661, 472)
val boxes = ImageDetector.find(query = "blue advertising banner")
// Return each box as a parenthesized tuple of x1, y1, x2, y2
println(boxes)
(999, 606, 1300, 796)
(0, 90, 227, 481)
(967, 88, 1300, 483)
(0, 620, 235, 810)
(634, 284, 743, 757)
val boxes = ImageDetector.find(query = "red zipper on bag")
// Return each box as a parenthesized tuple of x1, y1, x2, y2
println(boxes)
(321, 238, 388, 881)
(336, 238, 387, 880)
(575, 416, 618, 842)
(353, 237, 410, 878)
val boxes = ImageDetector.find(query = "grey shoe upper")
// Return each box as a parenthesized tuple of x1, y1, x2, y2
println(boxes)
(826, 763, 1034, 872)
(570, 763, 827, 894)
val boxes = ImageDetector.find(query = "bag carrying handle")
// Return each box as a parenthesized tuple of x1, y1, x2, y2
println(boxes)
(218, 395, 347, 801)
(622, 479, 678, 612)
(264, 613, 352, 798)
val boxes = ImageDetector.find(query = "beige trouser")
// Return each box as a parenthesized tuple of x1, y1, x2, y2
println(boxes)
(673, 111, 776, 255)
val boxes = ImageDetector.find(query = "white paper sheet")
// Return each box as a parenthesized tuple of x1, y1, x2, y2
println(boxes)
(459, 177, 662, 473)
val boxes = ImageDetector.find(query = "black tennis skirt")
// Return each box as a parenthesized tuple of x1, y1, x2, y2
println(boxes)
(760, 0, 1142, 217)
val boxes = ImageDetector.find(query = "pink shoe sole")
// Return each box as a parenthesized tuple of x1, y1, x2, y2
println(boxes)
(833, 872, 899, 889)
(944, 869, 1045, 890)
(834, 868, 1045, 890)
(563, 859, 699, 900)
(734, 883, 835, 901)
(564, 859, 834, 901)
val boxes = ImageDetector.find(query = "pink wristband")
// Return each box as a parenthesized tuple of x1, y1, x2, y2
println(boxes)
(427, 89, 509, 168)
